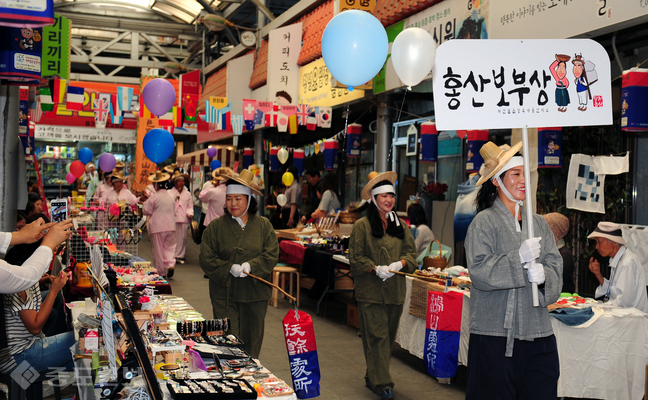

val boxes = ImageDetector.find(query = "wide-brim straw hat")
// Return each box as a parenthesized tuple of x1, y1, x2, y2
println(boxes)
(114, 161, 125, 169)
(170, 170, 190, 183)
(86, 162, 96, 172)
(164, 163, 177, 173)
(476, 141, 524, 186)
(148, 171, 170, 183)
(212, 167, 233, 181)
(224, 169, 263, 197)
(587, 221, 627, 246)
(361, 171, 397, 201)
(110, 171, 127, 182)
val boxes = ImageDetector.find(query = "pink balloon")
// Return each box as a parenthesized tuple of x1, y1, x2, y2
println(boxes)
(66, 173, 76, 184)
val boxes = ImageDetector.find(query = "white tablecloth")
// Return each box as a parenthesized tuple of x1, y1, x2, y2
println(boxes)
(396, 276, 648, 400)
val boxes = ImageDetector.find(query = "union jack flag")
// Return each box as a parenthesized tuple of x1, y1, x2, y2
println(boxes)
(93, 97, 110, 128)
(296, 104, 310, 125)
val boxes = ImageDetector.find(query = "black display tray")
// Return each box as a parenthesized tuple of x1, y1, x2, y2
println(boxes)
(166, 379, 256, 400)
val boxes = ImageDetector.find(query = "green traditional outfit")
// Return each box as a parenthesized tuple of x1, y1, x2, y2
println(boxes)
(349, 216, 417, 396)
(199, 213, 279, 358)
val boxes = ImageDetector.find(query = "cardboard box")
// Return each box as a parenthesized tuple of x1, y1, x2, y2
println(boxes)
(347, 303, 359, 329)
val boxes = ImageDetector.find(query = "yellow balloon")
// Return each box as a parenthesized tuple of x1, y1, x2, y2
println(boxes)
(77, 195, 84, 204)
(282, 172, 294, 187)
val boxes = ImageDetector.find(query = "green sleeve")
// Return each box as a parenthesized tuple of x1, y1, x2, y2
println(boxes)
(247, 219, 279, 281)
(399, 219, 418, 274)
(349, 220, 374, 277)
(199, 221, 233, 282)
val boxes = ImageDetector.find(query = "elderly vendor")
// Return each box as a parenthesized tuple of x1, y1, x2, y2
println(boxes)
(588, 221, 648, 312)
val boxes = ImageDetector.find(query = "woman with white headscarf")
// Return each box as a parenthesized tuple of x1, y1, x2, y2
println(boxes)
(465, 141, 562, 400)
(348, 171, 417, 400)
(199, 169, 278, 359)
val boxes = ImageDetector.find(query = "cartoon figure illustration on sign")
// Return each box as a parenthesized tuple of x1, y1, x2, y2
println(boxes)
(547, 140, 559, 155)
(622, 99, 628, 116)
(275, 90, 292, 105)
(17, 28, 35, 51)
(572, 53, 598, 111)
(549, 54, 571, 112)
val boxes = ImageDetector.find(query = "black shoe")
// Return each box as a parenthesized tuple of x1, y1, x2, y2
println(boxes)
(167, 267, 175, 278)
(204, 275, 209, 279)
(380, 388, 395, 400)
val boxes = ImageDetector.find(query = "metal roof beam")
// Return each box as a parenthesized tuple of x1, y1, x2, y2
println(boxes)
(140, 32, 181, 63)
(71, 55, 168, 69)
(68, 73, 142, 84)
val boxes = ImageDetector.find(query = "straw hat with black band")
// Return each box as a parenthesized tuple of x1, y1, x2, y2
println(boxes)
(212, 167, 233, 181)
(110, 171, 127, 182)
(163, 163, 177, 173)
(361, 171, 400, 227)
(115, 160, 125, 170)
(476, 141, 525, 231)
(223, 169, 262, 228)
(587, 221, 627, 246)
(148, 170, 170, 183)
(170, 170, 190, 183)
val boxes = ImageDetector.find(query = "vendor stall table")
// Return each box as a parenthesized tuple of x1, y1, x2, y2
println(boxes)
(69, 280, 173, 298)
(397, 276, 648, 400)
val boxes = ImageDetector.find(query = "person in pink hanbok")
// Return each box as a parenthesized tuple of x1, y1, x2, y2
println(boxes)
(142, 171, 177, 278)
(199, 167, 231, 229)
(93, 171, 112, 230)
(169, 171, 193, 264)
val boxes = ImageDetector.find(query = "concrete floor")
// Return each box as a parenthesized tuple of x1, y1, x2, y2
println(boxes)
(138, 233, 468, 400)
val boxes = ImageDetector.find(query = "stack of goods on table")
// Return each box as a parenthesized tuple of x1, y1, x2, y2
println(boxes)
(115, 262, 168, 287)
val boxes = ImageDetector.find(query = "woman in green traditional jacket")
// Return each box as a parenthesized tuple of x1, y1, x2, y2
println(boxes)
(199, 169, 279, 359)
(349, 171, 418, 400)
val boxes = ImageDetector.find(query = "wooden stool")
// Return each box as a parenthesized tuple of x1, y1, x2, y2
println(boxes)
(271, 264, 300, 308)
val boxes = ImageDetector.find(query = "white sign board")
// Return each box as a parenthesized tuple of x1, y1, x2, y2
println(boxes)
(34, 125, 137, 143)
(267, 22, 302, 105)
(490, 0, 648, 39)
(432, 39, 612, 130)
(226, 53, 254, 115)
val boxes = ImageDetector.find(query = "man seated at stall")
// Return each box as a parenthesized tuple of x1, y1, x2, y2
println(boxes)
(588, 221, 648, 313)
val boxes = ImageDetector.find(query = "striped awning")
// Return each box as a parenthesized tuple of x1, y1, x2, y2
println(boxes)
(176, 148, 239, 168)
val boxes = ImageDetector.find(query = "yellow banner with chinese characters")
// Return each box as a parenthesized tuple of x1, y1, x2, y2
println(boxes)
(298, 58, 365, 107)
(210, 97, 228, 109)
(339, 0, 376, 14)
(134, 118, 160, 194)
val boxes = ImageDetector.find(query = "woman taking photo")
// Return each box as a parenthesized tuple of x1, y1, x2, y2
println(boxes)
(465, 141, 562, 399)
(199, 169, 279, 359)
(349, 171, 417, 400)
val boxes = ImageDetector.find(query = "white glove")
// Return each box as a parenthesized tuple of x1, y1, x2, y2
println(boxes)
(240, 262, 251, 277)
(389, 261, 403, 273)
(230, 264, 242, 277)
(375, 265, 394, 281)
(519, 237, 542, 263)
(525, 261, 545, 285)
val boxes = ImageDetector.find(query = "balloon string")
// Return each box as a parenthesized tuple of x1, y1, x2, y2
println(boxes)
(389, 91, 408, 167)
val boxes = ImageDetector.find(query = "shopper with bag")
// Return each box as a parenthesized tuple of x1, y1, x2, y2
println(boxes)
(465, 141, 562, 400)
(348, 171, 417, 400)
(199, 169, 279, 359)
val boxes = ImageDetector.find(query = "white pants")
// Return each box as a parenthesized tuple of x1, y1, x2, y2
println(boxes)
(150, 231, 176, 276)
(175, 222, 189, 258)
(578, 90, 588, 107)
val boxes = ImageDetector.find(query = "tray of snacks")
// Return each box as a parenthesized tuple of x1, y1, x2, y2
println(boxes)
(255, 377, 295, 397)
(167, 379, 256, 399)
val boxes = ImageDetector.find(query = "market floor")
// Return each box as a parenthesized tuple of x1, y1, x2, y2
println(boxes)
(137, 232, 468, 400)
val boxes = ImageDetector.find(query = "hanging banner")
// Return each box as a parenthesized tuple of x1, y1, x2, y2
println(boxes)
(135, 118, 161, 191)
(419, 121, 438, 162)
(621, 69, 648, 132)
(346, 123, 362, 158)
(317, 107, 332, 128)
(278, 105, 297, 133)
(424, 291, 463, 379)
(269, 147, 280, 172)
(293, 149, 305, 176)
(433, 39, 613, 131)
(93, 97, 110, 129)
(0, 26, 43, 81)
(323, 139, 339, 170)
(538, 127, 562, 168)
(180, 70, 201, 123)
(19, 87, 29, 135)
(465, 130, 489, 173)
(41, 14, 71, 79)
(0, 0, 54, 28)
(243, 148, 254, 169)
(298, 58, 365, 106)
(283, 310, 321, 399)
(34, 125, 136, 144)
(267, 22, 302, 106)
(242, 98, 257, 130)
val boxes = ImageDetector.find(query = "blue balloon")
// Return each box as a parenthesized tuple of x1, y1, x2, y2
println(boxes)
(210, 159, 221, 170)
(78, 147, 93, 164)
(143, 128, 175, 163)
(321, 10, 388, 88)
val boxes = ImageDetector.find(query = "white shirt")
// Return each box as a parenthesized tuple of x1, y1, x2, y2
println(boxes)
(595, 246, 648, 313)
(0, 232, 54, 294)
(200, 181, 213, 214)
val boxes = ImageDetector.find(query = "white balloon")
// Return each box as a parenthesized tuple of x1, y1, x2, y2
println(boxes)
(278, 147, 289, 164)
(277, 194, 287, 207)
(391, 28, 436, 89)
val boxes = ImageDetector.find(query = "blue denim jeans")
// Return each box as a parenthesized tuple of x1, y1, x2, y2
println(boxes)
(12, 331, 75, 373)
